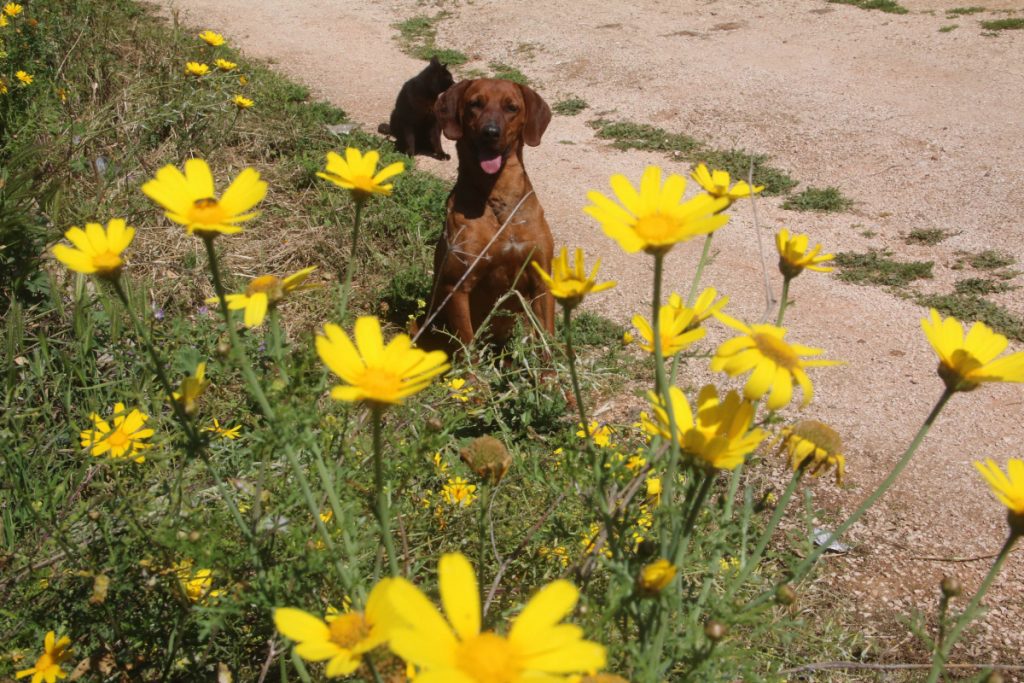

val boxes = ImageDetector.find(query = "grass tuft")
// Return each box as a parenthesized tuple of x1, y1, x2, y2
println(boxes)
(833, 250, 934, 287)
(781, 186, 854, 212)
(962, 249, 1016, 271)
(946, 6, 986, 16)
(828, 0, 909, 14)
(980, 17, 1024, 30)
(552, 96, 589, 116)
(953, 277, 1017, 296)
(938, 24, 959, 32)
(489, 61, 530, 85)
(588, 119, 798, 195)
(903, 228, 952, 246)
(393, 13, 469, 65)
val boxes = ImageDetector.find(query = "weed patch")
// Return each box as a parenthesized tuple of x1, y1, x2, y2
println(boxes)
(954, 277, 1017, 296)
(489, 61, 530, 85)
(781, 186, 854, 212)
(916, 293, 1024, 342)
(833, 250, 934, 287)
(393, 13, 469, 65)
(903, 228, 952, 246)
(961, 249, 1016, 271)
(980, 17, 1024, 30)
(553, 96, 589, 116)
(938, 23, 960, 32)
(946, 6, 986, 16)
(589, 119, 798, 195)
(828, 0, 909, 14)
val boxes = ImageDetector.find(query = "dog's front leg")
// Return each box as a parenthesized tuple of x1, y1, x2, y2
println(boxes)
(443, 287, 476, 346)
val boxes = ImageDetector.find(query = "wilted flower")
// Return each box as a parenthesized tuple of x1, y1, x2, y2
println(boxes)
(172, 362, 210, 417)
(778, 419, 845, 484)
(209, 266, 318, 327)
(776, 228, 834, 279)
(203, 418, 242, 440)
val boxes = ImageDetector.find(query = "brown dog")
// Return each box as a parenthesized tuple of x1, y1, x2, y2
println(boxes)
(417, 79, 555, 352)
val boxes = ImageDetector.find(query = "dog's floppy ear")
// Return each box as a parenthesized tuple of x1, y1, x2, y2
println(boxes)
(518, 84, 551, 147)
(435, 80, 472, 141)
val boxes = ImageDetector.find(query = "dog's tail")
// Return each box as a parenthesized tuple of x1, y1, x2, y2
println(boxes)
(377, 122, 391, 136)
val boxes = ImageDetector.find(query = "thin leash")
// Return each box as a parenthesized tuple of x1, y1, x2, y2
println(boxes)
(412, 189, 535, 345)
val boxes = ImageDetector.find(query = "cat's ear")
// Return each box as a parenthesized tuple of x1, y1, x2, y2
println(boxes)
(429, 55, 441, 66)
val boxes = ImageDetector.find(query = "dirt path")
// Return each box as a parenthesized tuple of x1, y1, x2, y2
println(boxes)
(160, 0, 1024, 661)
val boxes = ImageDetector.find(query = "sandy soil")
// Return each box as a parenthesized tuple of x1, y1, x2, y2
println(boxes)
(158, 0, 1024, 665)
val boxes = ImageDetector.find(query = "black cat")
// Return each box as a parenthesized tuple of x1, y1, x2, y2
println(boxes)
(378, 57, 454, 160)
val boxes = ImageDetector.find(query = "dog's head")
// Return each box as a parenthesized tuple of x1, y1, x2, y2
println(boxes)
(435, 79, 551, 175)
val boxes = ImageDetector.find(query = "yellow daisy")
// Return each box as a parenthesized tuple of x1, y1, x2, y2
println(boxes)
(642, 384, 767, 471)
(690, 163, 763, 206)
(208, 266, 318, 327)
(172, 362, 209, 417)
(203, 418, 242, 440)
(274, 580, 401, 678)
(778, 419, 845, 484)
(776, 228, 834, 279)
(637, 558, 676, 597)
(921, 309, 1024, 392)
(711, 317, 840, 410)
(629, 300, 706, 356)
(184, 61, 209, 77)
(198, 30, 225, 46)
(531, 247, 616, 310)
(141, 158, 267, 237)
(80, 402, 154, 463)
(441, 477, 477, 507)
(0, 15, 7, 27)
(317, 148, 405, 202)
(974, 458, 1024, 535)
(316, 316, 450, 408)
(232, 94, 253, 109)
(51, 218, 135, 280)
(173, 560, 222, 603)
(15, 70, 32, 85)
(446, 377, 474, 402)
(584, 165, 729, 255)
(15, 631, 72, 683)
(4, 3, 22, 17)
(387, 553, 606, 683)
(682, 288, 730, 329)
(215, 58, 238, 71)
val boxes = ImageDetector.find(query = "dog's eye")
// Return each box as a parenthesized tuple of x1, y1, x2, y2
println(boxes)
(504, 103, 519, 113)
(468, 100, 483, 110)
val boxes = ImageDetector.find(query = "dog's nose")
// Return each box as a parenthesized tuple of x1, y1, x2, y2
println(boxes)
(482, 123, 501, 140)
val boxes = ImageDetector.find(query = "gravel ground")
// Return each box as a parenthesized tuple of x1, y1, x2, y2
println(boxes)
(160, 0, 1024, 665)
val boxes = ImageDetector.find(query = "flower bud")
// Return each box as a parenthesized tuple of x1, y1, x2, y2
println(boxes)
(460, 435, 512, 485)
(940, 575, 962, 599)
(704, 620, 727, 642)
(636, 559, 676, 597)
(775, 584, 797, 606)
(426, 417, 444, 432)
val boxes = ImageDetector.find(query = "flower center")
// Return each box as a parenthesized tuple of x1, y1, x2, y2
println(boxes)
(246, 275, 285, 302)
(350, 175, 376, 193)
(92, 251, 122, 272)
(356, 367, 403, 401)
(188, 197, 227, 225)
(752, 333, 799, 369)
(632, 213, 678, 243)
(328, 612, 370, 649)
(455, 632, 522, 683)
(105, 429, 130, 448)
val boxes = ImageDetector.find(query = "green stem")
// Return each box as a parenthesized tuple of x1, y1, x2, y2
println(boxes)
(686, 233, 715, 306)
(722, 469, 802, 605)
(371, 407, 400, 576)
(269, 307, 290, 384)
(748, 387, 955, 613)
(926, 534, 1018, 683)
(202, 235, 275, 419)
(672, 470, 715, 567)
(111, 279, 252, 542)
(477, 481, 491, 605)
(776, 276, 793, 326)
(337, 199, 364, 321)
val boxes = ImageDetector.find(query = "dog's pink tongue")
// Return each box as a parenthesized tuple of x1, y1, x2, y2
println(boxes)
(480, 154, 503, 174)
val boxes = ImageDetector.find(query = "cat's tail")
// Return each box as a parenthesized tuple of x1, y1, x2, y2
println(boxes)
(377, 122, 391, 136)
